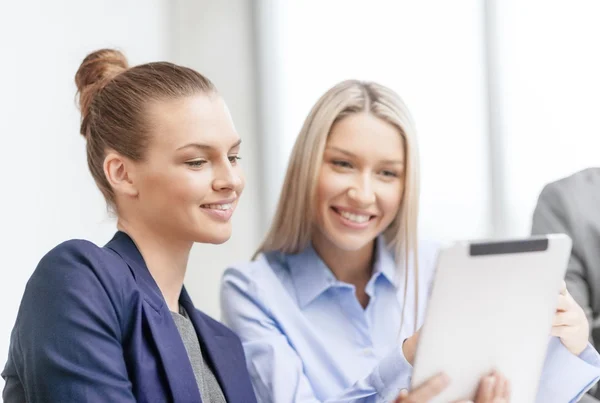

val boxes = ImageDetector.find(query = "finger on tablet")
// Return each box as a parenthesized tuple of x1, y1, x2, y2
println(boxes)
(555, 294, 569, 312)
(409, 373, 450, 401)
(559, 280, 567, 295)
(492, 373, 508, 399)
(552, 312, 569, 326)
(475, 375, 495, 402)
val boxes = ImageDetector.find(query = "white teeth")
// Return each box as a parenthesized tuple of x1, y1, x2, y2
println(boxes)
(202, 203, 233, 210)
(339, 210, 370, 223)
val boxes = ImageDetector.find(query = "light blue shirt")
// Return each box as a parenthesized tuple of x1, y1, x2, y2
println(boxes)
(220, 238, 600, 402)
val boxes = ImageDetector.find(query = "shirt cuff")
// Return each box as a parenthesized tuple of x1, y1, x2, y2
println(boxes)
(537, 338, 600, 403)
(372, 343, 413, 402)
(579, 343, 600, 368)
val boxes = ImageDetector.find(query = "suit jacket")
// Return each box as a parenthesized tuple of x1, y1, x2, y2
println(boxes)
(532, 167, 600, 402)
(2, 231, 257, 403)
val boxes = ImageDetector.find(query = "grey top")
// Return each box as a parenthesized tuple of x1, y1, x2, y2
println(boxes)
(532, 167, 600, 402)
(170, 307, 226, 403)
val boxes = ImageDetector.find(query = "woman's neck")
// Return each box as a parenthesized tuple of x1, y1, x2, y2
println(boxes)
(311, 230, 375, 308)
(117, 218, 192, 312)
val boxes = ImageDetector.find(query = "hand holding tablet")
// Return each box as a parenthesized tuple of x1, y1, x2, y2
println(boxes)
(411, 234, 573, 403)
(551, 281, 589, 356)
(396, 372, 510, 403)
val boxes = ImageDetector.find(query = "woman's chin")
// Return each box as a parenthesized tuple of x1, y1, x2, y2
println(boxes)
(193, 231, 232, 245)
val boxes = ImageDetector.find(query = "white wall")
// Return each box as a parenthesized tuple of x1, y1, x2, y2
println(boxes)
(0, 0, 261, 368)
(493, 0, 600, 236)
(0, 0, 170, 369)
(260, 0, 600, 242)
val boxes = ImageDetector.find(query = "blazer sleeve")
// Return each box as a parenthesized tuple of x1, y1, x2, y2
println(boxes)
(532, 183, 594, 345)
(3, 241, 136, 402)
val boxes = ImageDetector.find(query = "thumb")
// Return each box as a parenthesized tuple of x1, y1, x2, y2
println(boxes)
(395, 389, 408, 402)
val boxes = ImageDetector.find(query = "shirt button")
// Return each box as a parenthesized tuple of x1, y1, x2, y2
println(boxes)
(361, 348, 374, 356)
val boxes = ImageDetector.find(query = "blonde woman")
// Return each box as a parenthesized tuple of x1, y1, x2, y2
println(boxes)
(220, 80, 600, 402)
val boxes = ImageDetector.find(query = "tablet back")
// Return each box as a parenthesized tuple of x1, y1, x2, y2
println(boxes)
(411, 234, 572, 403)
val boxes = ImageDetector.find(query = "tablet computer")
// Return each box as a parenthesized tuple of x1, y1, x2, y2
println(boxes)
(411, 234, 572, 403)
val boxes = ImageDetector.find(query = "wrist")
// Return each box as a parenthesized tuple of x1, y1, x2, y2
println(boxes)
(573, 340, 588, 356)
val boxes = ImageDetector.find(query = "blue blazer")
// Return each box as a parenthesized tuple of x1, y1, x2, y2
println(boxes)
(2, 231, 257, 403)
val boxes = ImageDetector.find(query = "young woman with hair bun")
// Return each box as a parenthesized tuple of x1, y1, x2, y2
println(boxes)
(2, 48, 257, 403)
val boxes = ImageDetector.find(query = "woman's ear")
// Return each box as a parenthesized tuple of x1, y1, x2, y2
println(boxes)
(103, 151, 139, 198)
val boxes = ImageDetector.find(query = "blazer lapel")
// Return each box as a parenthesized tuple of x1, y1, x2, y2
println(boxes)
(105, 232, 202, 403)
(143, 304, 203, 402)
(180, 288, 246, 402)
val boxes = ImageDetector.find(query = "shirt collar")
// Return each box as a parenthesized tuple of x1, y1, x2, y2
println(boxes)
(286, 236, 398, 308)
(372, 236, 398, 287)
(286, 245, 337, 309)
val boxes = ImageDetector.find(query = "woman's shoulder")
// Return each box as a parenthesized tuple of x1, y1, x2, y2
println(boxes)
(222, 250, 289, 292)
(40, 237, 109, 261)
(30, 237, 135, 299)
(12, 237, 138, 343)
(221, 250, 302, 313)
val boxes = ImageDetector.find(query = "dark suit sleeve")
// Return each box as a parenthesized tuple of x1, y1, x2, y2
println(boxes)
(532, 183, 593, 343)
(4, 242, 136, 402)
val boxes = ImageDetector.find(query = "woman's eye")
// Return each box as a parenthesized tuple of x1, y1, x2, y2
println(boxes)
(185, 160, 207, 168)
(229, 155, 242, 164)
(381, 170, 398, 177)
(332, 160, 352, 169)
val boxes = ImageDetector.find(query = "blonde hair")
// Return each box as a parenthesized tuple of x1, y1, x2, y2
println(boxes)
(256, 80, 420, 333)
